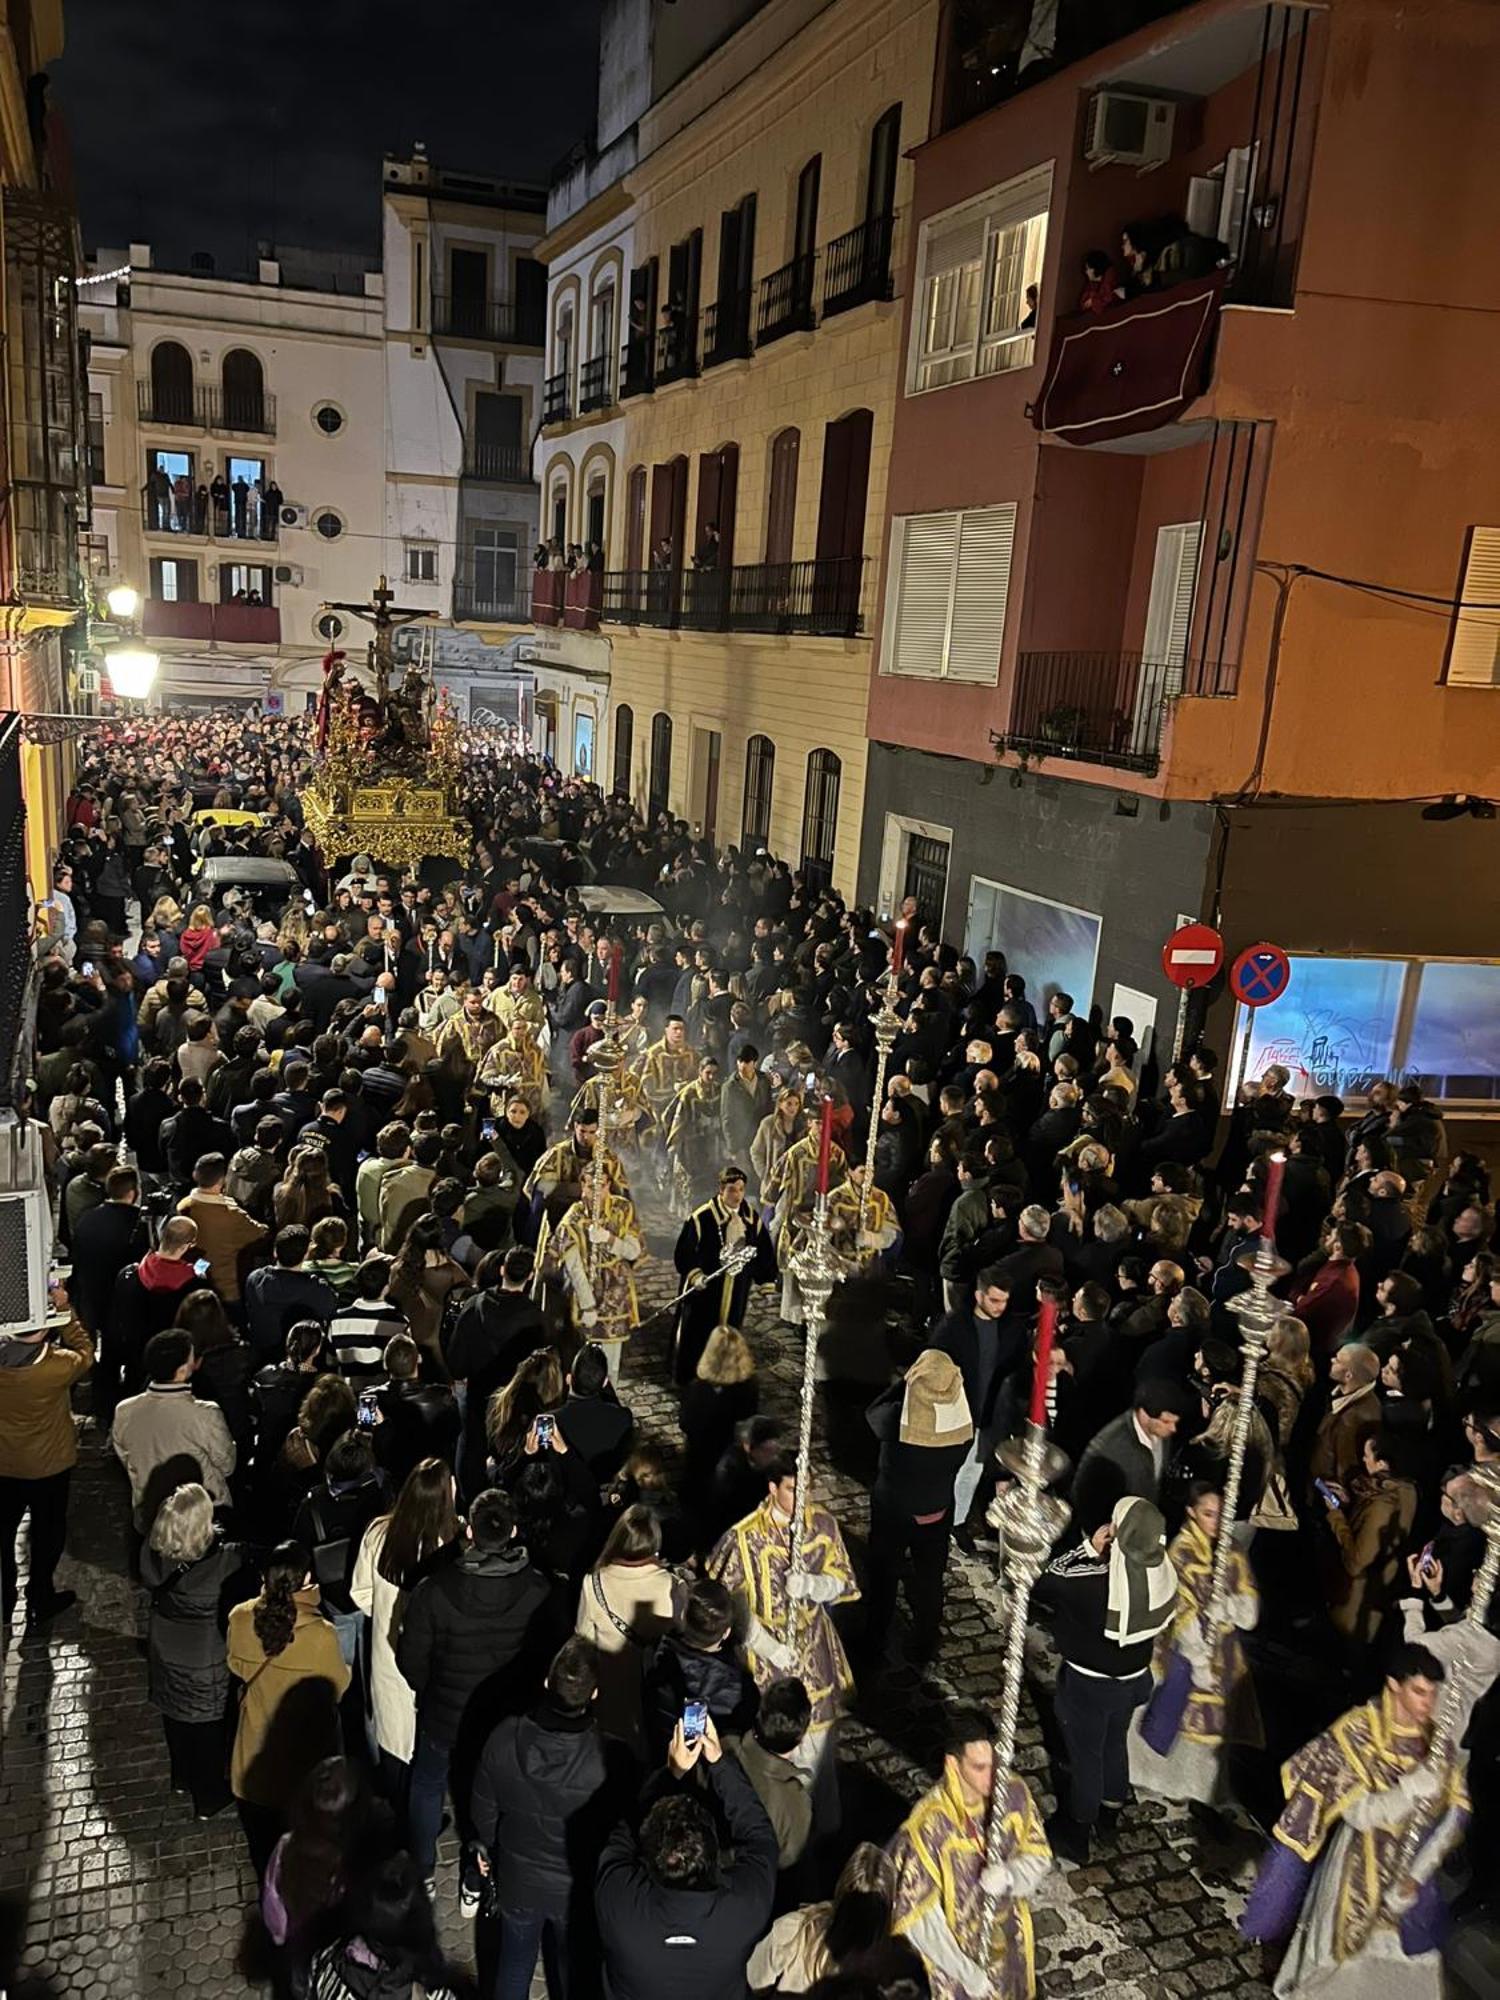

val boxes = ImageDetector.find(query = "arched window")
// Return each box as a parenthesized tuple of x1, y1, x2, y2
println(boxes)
(612, 703, 635, 799)
(548, 466, 572, 549)
(648, 711, 674, 820)
(801, 748, 842, 891)
(742, 734, 775, 847)
(221, 349, 265, 431)
(150, 340, 193, 424)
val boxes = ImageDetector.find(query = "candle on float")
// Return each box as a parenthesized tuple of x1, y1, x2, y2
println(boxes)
(1262, 1150, 1286, 1244)
(606, 943, 621, 1005)
(891, 918, 907, 978)
(1029, 1296, 1058, 1430)
(816, 1094, 834, 1196)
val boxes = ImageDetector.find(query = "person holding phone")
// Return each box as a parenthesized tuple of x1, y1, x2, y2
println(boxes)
(0, 1279, 94, 1630)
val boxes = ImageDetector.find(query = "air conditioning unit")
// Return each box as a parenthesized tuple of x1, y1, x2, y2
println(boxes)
(0, 1124, 52, 1335)
(274, 563, 304, 587)
(279, 502, 309, 530)
(1085, 89, 1177, 170)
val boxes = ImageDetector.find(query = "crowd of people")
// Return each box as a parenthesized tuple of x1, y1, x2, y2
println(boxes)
(3, 695, 1498, 2000)
(144, 462, 285, 541)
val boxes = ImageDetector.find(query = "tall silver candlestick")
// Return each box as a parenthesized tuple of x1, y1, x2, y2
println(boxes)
(785, 1191, 840, 1636)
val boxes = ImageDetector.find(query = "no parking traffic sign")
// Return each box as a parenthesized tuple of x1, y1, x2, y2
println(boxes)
(1230, 941, 1291, 1009)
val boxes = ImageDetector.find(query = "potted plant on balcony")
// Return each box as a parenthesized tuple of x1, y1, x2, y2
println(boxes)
(1038, 702, 1086, 750)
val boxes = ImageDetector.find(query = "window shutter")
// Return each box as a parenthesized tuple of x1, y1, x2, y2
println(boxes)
(1446, 527, 1500, 688)
(1144, 523, 1202, 669)
(924, 214, 988, 278)
(945, 505, 1016, 684)
(885, 513, 958, 678)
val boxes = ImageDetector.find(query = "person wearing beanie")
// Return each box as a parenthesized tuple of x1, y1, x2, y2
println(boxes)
(1032, 1495, 1177, 1863)
(863, 1350, 974, 1664)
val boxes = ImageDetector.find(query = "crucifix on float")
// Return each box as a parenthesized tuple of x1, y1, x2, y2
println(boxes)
(320, 575, 432, 707)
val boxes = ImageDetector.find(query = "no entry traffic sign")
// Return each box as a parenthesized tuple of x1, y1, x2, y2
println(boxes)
(1162, 923, 1224, 991)
(1230, 941, 1291, 1008)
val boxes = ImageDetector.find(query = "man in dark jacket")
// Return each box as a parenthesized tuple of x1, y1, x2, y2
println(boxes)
(69, 1164, 148, 1344)
(934, 1268, 1029, 1538)
(398, 1487, 554, 1888)
(988, 1203, 1066, 1314)
(158, 1080, 231, 1190)
(595, 1712, 777, 2000)
(290, 1428, 388, 1693)
(1070, 1381, 1182, 1534)
(555, 1342, 634, 1481)
(471, 1635, 626, 1970)
(242, 1225, 339, 1363)
(372, 1333, 460, 1486)
(443, 1246, 545, 1502)
(643, 1576, 758, 1757)
(104, 1216, 213, 1426)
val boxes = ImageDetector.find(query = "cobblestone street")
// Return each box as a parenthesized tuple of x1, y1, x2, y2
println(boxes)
(1, 1238, 1275, 1999)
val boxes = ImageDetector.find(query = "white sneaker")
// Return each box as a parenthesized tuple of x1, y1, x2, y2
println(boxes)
(423, 1876, 437, 1901)
(459, 1881, 481, 1918)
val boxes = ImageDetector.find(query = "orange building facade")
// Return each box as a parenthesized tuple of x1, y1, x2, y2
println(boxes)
(858, 0, 1500, 1111)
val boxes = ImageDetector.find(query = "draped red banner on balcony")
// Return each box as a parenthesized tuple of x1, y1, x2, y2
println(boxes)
(1030, 269, 1228, 446)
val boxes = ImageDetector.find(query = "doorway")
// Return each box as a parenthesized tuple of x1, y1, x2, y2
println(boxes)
(878, 813, 952, 929)
(689, 726, 722, 845)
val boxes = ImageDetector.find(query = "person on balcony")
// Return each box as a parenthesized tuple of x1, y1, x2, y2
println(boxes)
(172, 474, 192, 532)
(210, 472, 229, 535)
(261, 479, 283, 538)
(146, 463, 171, 531)
(232, 475, 251, 538)
(1079, 250, 1122, 315)
(193, 481, 210, 534)
(694, 522, 723, 571)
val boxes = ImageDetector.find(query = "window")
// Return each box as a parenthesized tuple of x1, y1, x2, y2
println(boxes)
(585, 477, 607, 554)
(470, 526, 519, 609)
(149, 556, 197, 602)
(149, 340, 193, 422)
(910, 166, 1051, 393)
(801, 749, 841, 889)
(314, 403, 344, 436)
(1444, 527, 1500, 687)
(765, 428, 799, 566)
(882, 504, 1017, 683)
(405, 542, 438, 584)
(625, 465, 647, 573)
(316, 611, 345, 642)
(549, 472, 570, 548)
(221, 348, 266, 429)
(314, 509, 344, 540)
(964, 878, 1101, 1013)
(743, 734, 775, 846)
(220, 562, 271, 603)
(647, 712, 673, 819)
(86, 391, 105, 485)
(612, 704, 634, 798)
(1232, 955, 1500, 1106)
(590, 278, 616, 363)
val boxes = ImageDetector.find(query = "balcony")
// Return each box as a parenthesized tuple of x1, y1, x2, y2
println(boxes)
(453, 580, 531, 624)
(620, 338, 654, 400)
(431, 295, 545, 345)
(599, 556, 865, 639)
(141, 500, 279, 543)
(12, 482, 80, 608)
(142, 600, 280, 644)
(1004, 651, 1194, 775)
(704, 291, 753, 368)
(822, 212, 895, 317)
(1032, 271, 1227, 447)
(578, 354, 615, 413)
(531, 568, 566, 627)
(543, 372, 572, 425)
(939, 0, 1201, 133)
(654, 310, 698, 387)
(756, 255, 818, 346)
(464, 443, 530, 484)
(563, 569, 603, 632)
(136, 382, 277, 436)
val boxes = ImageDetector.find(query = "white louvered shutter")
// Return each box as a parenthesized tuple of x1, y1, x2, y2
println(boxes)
(945, 504, 1016, 684)
(1446, 528, 1500, 687)
(885, 513, 958, 678)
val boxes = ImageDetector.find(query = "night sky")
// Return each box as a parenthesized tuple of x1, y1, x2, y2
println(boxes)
(53, 0, 603, 270)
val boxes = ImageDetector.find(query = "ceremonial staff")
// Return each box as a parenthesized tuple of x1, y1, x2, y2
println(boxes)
(982, 1300, 1070, 1957)
(1389, 1455, 1500, 1892)
(586, 945, 626, 1290)
(1214, 1153, 1289, 1613)
(861, 920, 906, 1231)
(785, 1098, 841, 1640)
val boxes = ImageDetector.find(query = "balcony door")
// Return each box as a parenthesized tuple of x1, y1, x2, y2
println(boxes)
(689, 726, 722, 845)
(473, 391, 523, 481)
(715, 194, 756, 348)
(815, 409, 871, 566)
(695, 444, 738, 568)
(150, 340, 193, 423)
(625, 465, 647, 573)
(650, 457, 689, 572)
(865, 104, 900, 228)
(448, 248, 489, 336)
(1135, 520, 1203, 755)
(765, 428, 799, 568)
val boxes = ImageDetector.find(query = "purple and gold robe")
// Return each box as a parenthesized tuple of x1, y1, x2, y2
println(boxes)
(706, 1496, 858, 1736)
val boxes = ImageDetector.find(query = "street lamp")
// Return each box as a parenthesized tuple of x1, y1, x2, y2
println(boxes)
(105, 583, 141, 621)
(103, 645, 160, 701)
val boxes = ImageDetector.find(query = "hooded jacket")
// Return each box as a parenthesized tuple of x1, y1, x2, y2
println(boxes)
(396, 1538, 553, 1749)
(470, 1698, 618, 1917)
(867, 1350, 974, 1518)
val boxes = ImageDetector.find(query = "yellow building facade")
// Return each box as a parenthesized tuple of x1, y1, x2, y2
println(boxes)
(537, 0, 939, 896)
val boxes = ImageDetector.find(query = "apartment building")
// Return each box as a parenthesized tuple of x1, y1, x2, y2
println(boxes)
(82, 241, 387, 708)
(860, 0, 1500, 1111)
(535, 0, 941, 891)
(1, 0, 89, 895)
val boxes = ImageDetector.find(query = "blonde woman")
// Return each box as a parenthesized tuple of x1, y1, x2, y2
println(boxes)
(749, 1842, 907, 1992)
(179, 903, 219, 972)
(574, 1504, 676, 1750)
(140, 1482, 247, 1818)
(148, 894, 185, 937)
